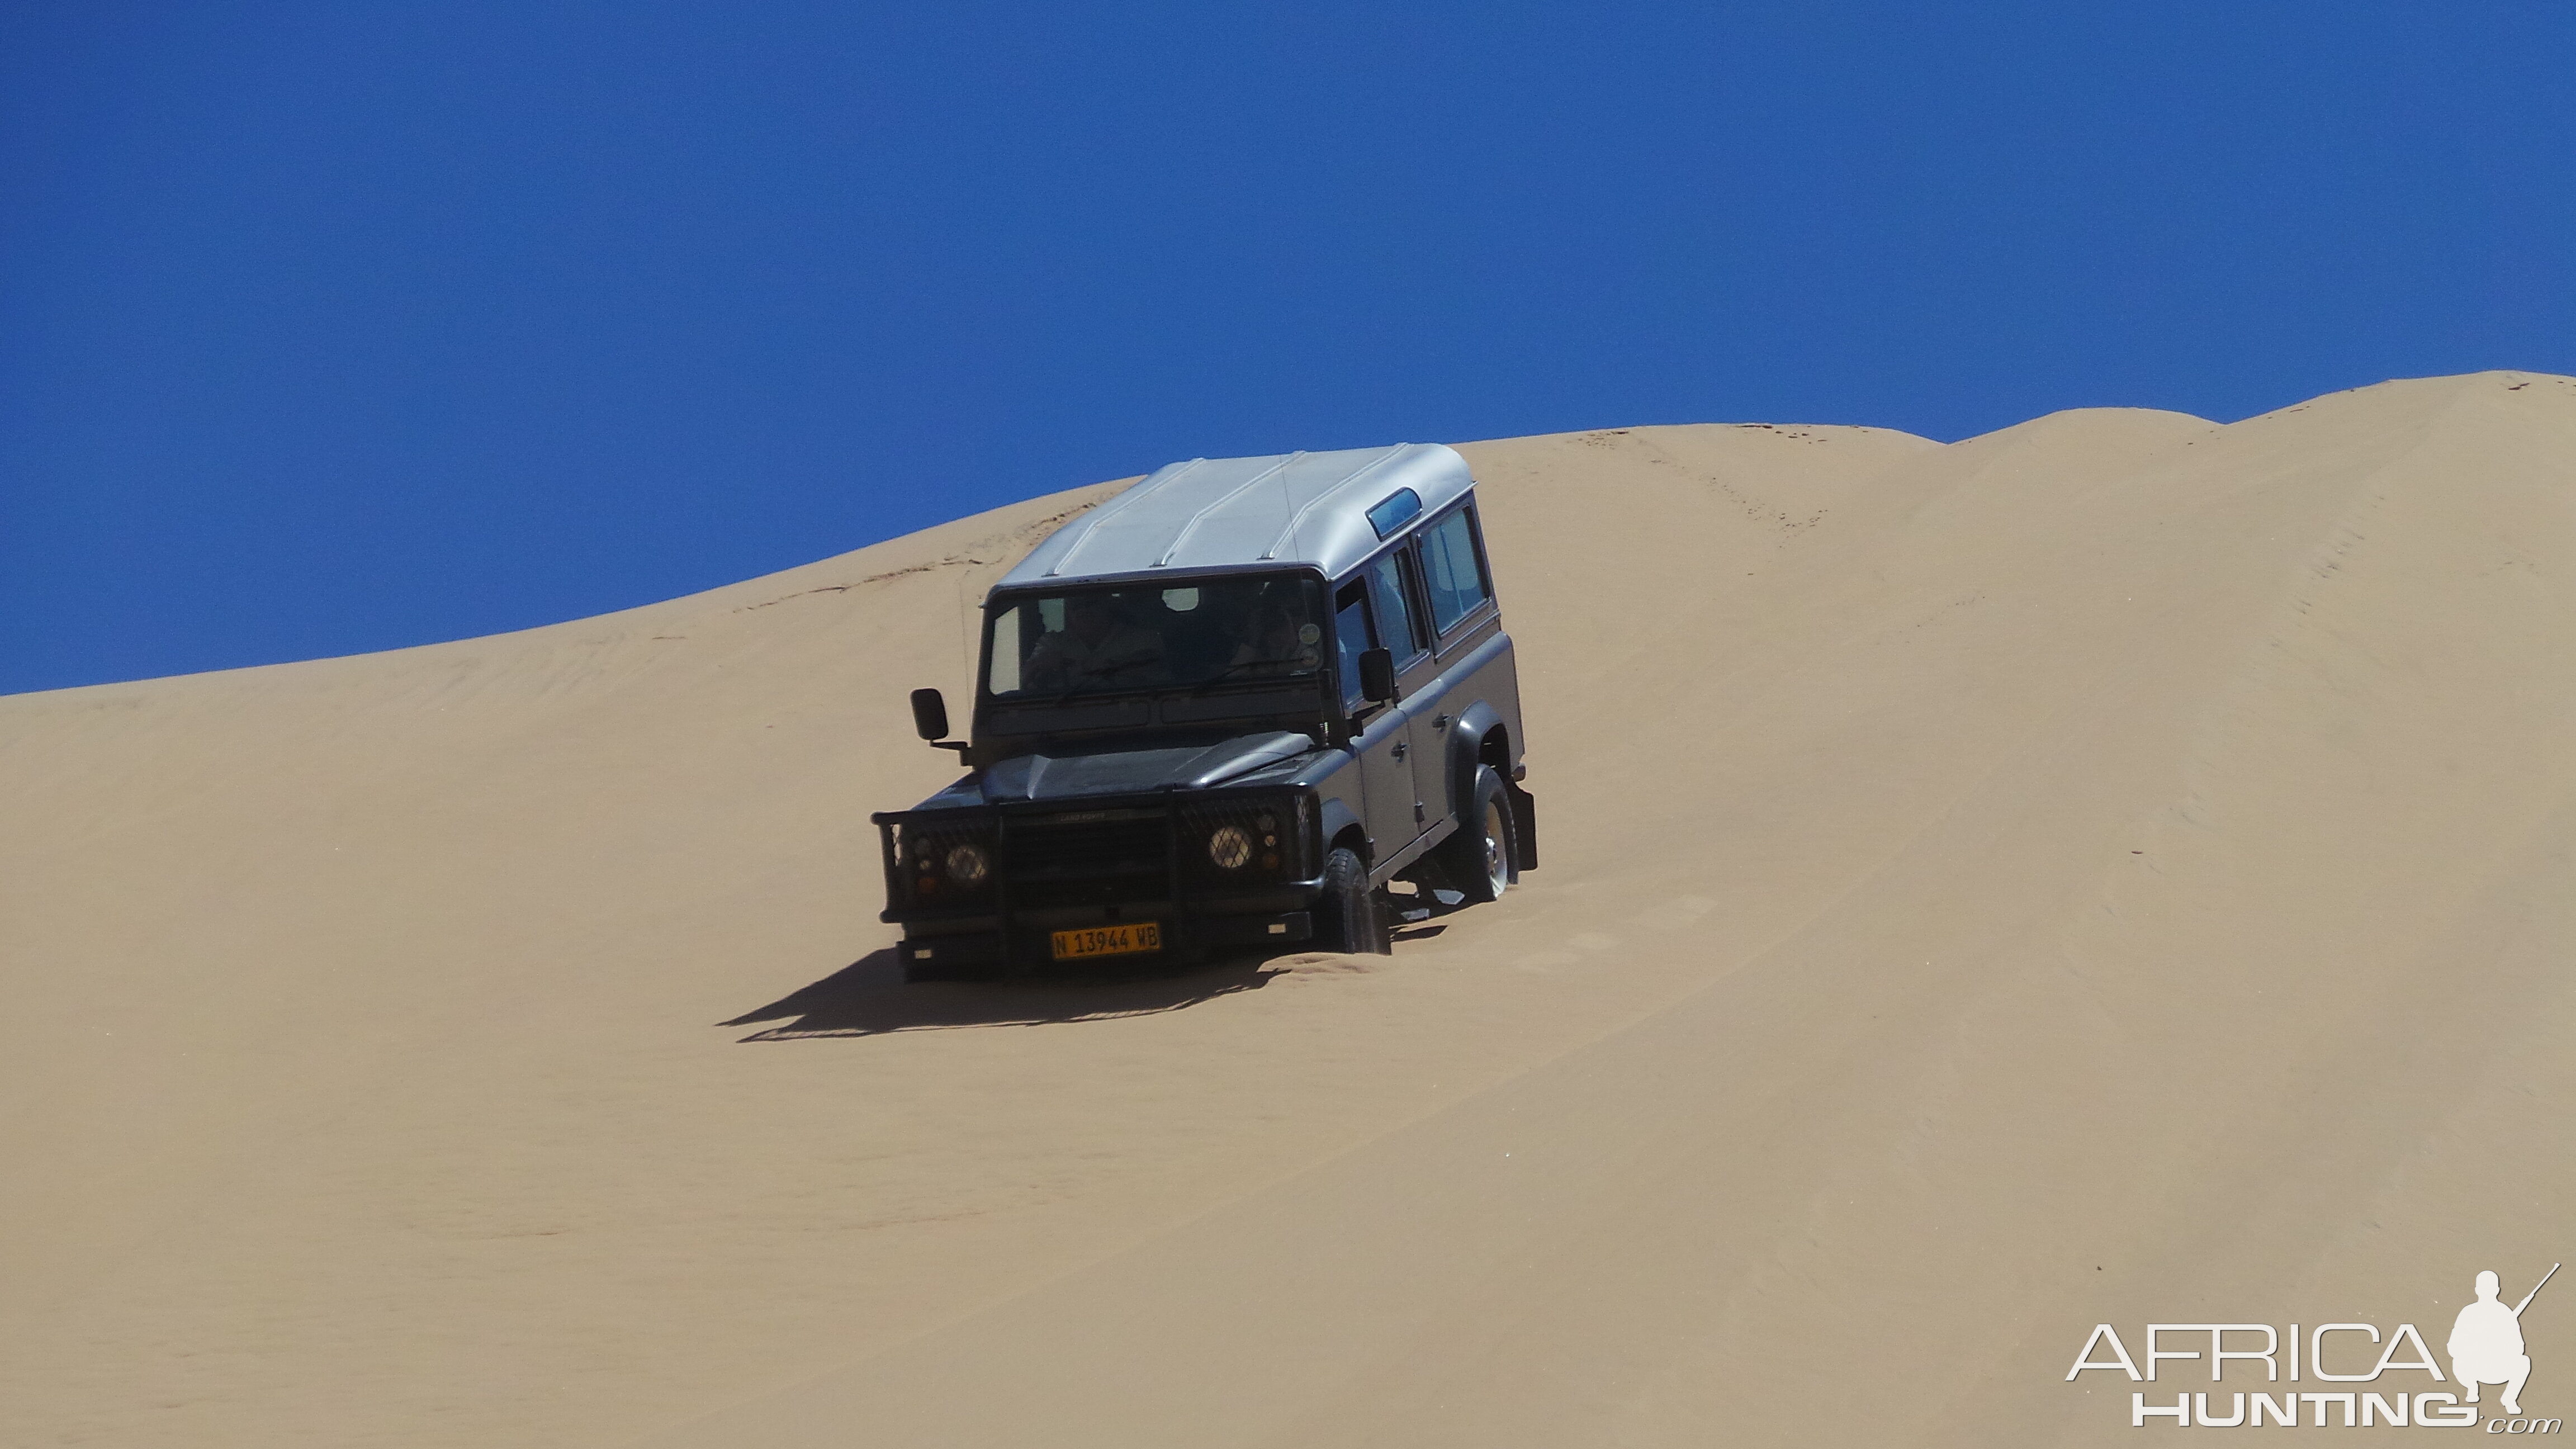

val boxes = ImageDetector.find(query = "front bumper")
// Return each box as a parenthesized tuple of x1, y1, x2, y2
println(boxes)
(899, 902, 1317, 971)
(876, 791, 1319, 970)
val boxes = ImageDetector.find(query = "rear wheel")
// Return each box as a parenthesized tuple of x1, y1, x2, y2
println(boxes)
(1316, 846, 1389, 954)
(1441, 765, 1517, 905)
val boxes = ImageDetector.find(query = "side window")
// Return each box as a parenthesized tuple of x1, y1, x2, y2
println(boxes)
(1334, 583, 1372, 710)
(1419, 506, 1490, 634)
(1367, 553, 1426, 662)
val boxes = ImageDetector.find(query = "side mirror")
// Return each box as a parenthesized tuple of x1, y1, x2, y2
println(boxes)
(910, 688, 950, 741)
(1357, 647, 1395, 704)
(910, 687, 972, 757)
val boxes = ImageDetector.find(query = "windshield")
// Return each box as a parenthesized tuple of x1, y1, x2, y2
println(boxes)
(983, 575, 1327, 699)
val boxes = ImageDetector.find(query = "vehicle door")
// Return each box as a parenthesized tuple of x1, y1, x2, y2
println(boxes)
(1336, 576, 1420, 861)
(1406, 502, 1502, 829)
(1364, 548, 1441, 851)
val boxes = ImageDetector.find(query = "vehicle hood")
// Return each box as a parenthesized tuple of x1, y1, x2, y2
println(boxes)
(916, 731, 1320, 809)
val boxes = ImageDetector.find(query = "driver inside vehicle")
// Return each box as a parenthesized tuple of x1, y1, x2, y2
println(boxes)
(1022, 592, 1167, 692)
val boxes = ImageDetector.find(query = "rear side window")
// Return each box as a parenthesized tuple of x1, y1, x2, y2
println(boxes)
(1419, 508, 1490, 634)
(1367, 553, 1426, 662)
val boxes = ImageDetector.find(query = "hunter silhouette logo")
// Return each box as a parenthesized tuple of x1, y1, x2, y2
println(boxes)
(2455, 1265, 2555, 1417)
(2067, 1263, 2559, 1429)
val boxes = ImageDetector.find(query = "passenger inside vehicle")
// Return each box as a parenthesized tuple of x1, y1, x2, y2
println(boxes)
(1228, 599, 1322, 679)
(985, 576, 1327, 698)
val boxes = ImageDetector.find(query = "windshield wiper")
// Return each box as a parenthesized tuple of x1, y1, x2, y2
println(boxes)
(1040, 657, 1162, 710)
(1183, 654, 1316, 695)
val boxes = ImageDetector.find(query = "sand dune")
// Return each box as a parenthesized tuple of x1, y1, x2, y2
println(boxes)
(3, 371, 2569, 1445)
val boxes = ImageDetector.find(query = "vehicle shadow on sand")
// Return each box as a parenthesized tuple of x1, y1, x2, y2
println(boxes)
(721, 948, 1293, 1041)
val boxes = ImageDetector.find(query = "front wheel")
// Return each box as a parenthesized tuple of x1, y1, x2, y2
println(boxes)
(1441, 765, 1518, 905)
(1316, 846, 1389, 954)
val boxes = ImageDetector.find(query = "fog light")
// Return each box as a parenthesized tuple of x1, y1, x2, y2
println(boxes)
(1208, 824, 1254, 870)
(944, 841, 992, 887)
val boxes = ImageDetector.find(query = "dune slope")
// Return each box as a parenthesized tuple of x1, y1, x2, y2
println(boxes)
(3, 372, 2569, 1446)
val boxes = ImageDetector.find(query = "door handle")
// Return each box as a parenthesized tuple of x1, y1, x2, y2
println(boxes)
(1433, 714, 1451, 730)
(1390, 741, 1408, 761)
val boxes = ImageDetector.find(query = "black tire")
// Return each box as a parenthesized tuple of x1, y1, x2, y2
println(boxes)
(1441, 765, 1517, 905)
(1316, 845, 1389, 955)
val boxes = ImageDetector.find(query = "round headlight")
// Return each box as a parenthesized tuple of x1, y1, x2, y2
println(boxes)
(944, 841, 991, 887)
(1207, 824, 1254, 870)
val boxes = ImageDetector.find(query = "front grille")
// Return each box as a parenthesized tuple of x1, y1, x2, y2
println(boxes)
(1006, 808, 1171, 908)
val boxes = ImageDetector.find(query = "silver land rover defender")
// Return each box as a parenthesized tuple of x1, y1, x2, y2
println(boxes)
(874, 443, 1535, 977)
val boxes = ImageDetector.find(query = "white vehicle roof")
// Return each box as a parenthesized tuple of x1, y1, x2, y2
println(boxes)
(997, 442, 1474, 590)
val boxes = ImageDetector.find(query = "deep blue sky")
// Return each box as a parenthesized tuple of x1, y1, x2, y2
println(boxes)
(4, 2, 2569, 694)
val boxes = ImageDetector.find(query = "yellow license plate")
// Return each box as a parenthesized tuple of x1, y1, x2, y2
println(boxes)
(1049, 922, 1163, 960)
